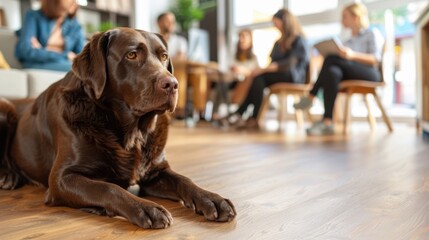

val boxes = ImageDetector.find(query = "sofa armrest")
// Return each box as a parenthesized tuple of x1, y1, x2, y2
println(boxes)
(0, 69, 28, 99)
(24, 69, 67, 98)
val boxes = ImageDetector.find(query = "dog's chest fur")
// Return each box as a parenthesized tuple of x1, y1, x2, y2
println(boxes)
(62, 90, 167, 188)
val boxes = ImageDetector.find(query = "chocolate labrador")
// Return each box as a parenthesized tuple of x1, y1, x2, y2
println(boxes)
(0, 27, 236, 228)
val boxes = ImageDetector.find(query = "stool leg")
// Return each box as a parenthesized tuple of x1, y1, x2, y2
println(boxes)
(257, 92, 271, 128)
(364, 94, 376, 131)
(343, 92, 351, 134)
(373, 92, 393, 132)
(334, 94, 343, 124)
(294, 95, 304, 128)
(278, 93, 285, 131)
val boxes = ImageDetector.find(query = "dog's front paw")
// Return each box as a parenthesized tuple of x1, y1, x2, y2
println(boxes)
(181, 191, 236, 222)
(131, 201, 173, 229)
(0, 168, 22, 190)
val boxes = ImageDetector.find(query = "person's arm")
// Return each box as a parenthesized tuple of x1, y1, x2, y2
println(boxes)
(252, 37, 307, 77)
(71, 24, 85, 54)
(63, 18, 85, 60)
(175, 35, 188, 60)
(338, 47, 378, 66)
(15, 11, 68, 63)
(339, 29, 384, 66)
(250, 62, 278, 78)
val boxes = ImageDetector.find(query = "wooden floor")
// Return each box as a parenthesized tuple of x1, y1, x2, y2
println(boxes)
(1, 120, 429, 240)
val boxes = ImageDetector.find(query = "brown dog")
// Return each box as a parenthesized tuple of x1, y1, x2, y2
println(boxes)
(0, 28, 236, 228)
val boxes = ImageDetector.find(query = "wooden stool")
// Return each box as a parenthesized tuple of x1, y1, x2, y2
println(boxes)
(258, 66, 312, 131)
(339, 78, 393, 134)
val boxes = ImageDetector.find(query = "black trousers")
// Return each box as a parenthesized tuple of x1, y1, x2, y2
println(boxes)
(236, 71, 293, 119)
(310, 55, 380, 119)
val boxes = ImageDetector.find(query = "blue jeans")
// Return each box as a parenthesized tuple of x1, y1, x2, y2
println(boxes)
(22, 60, 71, 72)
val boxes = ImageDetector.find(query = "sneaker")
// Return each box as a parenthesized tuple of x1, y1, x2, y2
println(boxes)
(293, 97, 313, 110)
(236, 118, 259, 131)
(212, 113, 241, 128)
(306, 121, 335, 136)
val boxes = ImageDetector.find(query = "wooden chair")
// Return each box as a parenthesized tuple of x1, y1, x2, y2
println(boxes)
(257, 65, 313, 131)
(338, 63, 393, 134)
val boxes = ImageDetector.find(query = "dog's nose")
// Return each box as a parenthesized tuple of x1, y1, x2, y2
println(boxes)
(158, 76, 178, 94)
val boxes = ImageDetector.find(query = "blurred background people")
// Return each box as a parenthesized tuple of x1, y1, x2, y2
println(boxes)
(157, 11, 189, 119)
(229, 28, 260, 105)
(294, 3, 384, 136)
(219, 8, 309, 130)
(211, 28, 259, 121)
(157, 11, 188, 61)
(15, 0, 85, 72)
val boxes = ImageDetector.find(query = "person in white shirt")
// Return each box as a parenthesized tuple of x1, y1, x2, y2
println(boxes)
(157, 11, 188, 60)
(157, 11, 188, 118)
(294, 3, 384, 136)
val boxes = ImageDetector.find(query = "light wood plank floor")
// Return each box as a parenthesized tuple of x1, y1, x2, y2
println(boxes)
(1, 121, 429, 240)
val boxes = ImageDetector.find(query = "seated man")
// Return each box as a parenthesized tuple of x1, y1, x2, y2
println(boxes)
(15, 0, 84, 72)
(157, 12, 210, 122)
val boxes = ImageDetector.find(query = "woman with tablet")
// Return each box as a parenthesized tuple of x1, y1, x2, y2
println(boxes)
(294, 3, 384, 136)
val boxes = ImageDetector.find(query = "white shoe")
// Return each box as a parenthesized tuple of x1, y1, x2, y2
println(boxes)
(306, 121, 335, 136)
(293, 97, 313, 110)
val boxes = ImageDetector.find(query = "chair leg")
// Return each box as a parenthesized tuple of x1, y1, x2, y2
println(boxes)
(257, 92, 271, 128)
(373, 92, 393, 132)
(334, 94, 344, 124)
(294, 95, 304, 128)
(363, 94, 376, 131)
(343, 92, 352, 134)
(306, 109, 313, 123)
(278, 93, 285, 131)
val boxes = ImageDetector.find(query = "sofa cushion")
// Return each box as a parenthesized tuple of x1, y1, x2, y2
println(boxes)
(24, 69, 67, 98)
(0, 69, 28, 99)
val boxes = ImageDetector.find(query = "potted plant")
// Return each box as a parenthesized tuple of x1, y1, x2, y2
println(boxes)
(170, 0, 204, 36)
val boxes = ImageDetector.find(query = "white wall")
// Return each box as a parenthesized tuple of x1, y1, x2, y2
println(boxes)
(131, 0, 171, 32)
(0, 0, 21, 30)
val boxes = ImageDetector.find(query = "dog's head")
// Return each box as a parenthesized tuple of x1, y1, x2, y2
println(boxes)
(72, 27, 178, 116)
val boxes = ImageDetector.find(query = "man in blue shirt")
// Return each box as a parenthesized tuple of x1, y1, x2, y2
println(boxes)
(15, 0, 85, 72)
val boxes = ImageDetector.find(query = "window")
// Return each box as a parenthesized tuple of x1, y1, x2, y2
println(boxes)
(252, 27, 281, 67)
(232, 0, 283, 26)
(288, 0, 338, 16)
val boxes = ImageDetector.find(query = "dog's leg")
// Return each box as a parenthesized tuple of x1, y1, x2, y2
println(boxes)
(0, 98, 23, 190)
(46, 175, 173, 228)
(139, 166, 236, 222)
(0, 168, 23, 190)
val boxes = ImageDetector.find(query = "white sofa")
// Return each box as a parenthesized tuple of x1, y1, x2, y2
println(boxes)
(0, 28, 67, 99)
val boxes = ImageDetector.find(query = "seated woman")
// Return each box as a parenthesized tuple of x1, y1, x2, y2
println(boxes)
(228, 28, 260, 104)
(220, 8, 309, 129)
(211, 28, 259, 121)
(15, 0, 85, 72)
(294, 3, 384, 136)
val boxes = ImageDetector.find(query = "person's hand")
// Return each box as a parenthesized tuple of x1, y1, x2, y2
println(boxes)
(31, 37, 42, 49)
(230, 65, 239, 74)
(231, 65, 248, 75)
(68, 2, 79, 15)
(67, 52, 77, 61)
(338, 47, 355, 60)
(250, 67, 264, 78)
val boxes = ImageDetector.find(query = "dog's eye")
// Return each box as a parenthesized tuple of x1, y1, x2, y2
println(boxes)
(126, 51, 137, 60)
(160, 53, 168, 62)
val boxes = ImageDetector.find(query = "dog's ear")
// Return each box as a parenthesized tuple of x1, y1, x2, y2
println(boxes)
(72, 31, 113, 99)
(166, 56, 174, 74)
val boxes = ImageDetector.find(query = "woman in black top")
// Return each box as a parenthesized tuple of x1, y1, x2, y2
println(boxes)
(222, 8, 309, 129)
